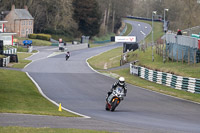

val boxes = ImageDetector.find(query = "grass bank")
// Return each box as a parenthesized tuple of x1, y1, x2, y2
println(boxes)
(127, 47, 200, 78)
(88, 47, 122, 70)
(0, 52, 78, 117)
(0, 69, 78, 117)
(11, 52, 32, 68)
(0, 126, 112, 133)
(123, 23, 132, 36)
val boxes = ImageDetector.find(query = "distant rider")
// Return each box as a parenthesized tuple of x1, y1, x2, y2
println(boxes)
(66, 51, 70, 57)
(106, 77, 127, 101)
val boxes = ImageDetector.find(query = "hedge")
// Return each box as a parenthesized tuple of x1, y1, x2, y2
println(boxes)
(28, 34, 37, 39)
(29, 34, 51, 41)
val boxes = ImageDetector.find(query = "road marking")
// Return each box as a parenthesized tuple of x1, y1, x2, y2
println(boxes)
(140, 31, 146, 36)
(26, 72, 91, 118)
(47, 52, 63, 58)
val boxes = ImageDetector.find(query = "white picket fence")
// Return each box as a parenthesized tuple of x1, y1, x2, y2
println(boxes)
(2, 56, 10, 67)
(3, 48, 17, 54)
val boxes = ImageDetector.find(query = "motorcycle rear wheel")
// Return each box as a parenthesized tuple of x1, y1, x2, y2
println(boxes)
(105, 103, 110, 111)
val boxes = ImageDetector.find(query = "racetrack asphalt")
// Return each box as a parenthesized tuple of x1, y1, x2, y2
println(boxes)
(1, 20, 200, 133)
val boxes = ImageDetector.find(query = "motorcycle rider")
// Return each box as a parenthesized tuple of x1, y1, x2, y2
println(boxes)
(106, 77, 127, 101)
(66, 51, 70, 58)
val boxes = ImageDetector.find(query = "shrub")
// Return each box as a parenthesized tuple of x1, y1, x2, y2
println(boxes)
(28, 34, 37, 39)
(37, 34, 51, 41)
(28, 34, 51, 41)
(13, 46, 28, 52)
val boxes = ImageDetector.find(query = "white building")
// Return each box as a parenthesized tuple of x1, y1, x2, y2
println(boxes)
(0, 21, 16, 45)
(0, 21, 6, 32)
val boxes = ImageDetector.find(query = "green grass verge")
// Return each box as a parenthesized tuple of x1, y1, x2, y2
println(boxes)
(88, 47, 122, 70)
(0, 55, 6, 58)
(0, 69, 78, 117)
(127, 48, 200, 79)
(11, 53, 32, 69)
(0, 51, 78, 117)
(31, 39, 52, 46)
(123, 23, 132, 36)
(0, 126, 113, 133)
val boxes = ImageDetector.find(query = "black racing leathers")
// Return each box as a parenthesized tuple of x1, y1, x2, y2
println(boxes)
(107, 81, 127, 100)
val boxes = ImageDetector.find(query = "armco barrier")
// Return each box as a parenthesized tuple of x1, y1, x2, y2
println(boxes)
(130, 63, 200, 94)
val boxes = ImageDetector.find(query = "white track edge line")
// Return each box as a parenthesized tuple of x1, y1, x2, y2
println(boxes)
(26, 72, 91, 118)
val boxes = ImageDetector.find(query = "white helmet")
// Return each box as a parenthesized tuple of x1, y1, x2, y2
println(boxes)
(118, 77, 125, 86)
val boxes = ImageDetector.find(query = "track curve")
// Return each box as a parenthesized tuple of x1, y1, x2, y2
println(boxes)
(23, 20, 200, 133)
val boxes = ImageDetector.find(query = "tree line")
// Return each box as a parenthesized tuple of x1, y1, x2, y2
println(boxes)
(132, 0, 200, 31)
(1, 0, 200, 38)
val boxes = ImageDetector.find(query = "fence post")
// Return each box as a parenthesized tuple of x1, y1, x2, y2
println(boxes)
(167, 49, 169, 62)
(194, 51, 196, 66)
(188, 49, 190, 65)
(177, 49, 178, 63)
(146, 42, 147, 50)
(182, 49, 183, 64)
(156, 44, 158, 55)
(160, 44, 162, 56)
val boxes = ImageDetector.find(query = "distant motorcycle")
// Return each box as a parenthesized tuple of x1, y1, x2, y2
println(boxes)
(105, 87, 125, 111)
(66, 54, 70, 60)
(65, 52, 70, 61)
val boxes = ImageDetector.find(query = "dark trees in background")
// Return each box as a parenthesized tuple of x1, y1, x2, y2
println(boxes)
(0, 0, 77, 37)
(97, 0, 133, 35)
(73, 0, 101, 37)
(132, 0, 200, 31)
(2, 0, 200, 37)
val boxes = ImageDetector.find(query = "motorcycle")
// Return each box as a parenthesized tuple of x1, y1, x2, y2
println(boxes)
(65, 53, 70, 61)
(105, 87, 125, 111)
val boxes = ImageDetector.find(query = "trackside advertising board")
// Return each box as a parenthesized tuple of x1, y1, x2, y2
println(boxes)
(111, 36, 136, 42)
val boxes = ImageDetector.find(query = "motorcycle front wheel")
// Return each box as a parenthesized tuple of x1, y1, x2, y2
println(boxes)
(111, 99, 118, 111)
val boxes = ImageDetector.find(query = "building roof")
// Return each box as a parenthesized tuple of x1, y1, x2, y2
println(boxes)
(14, 9, 34, 20)
(0, 21, 8, 24)
(0, 32, 16, 36)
